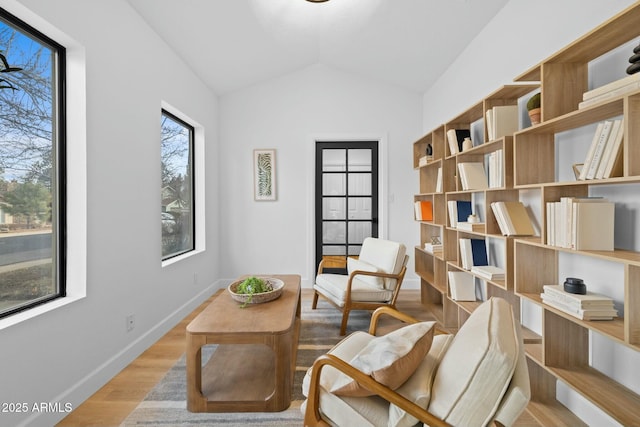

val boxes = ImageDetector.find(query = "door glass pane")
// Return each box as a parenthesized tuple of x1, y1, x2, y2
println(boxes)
(348, 197, 371, 219)
(323, 246, 346, 256)
(348, 149, 371, 172)
(348, 222, 371, 244)
(348, 245, 362, 256)
(323, 174, 345, 195)
(323, 149, 346, 172)
(323, 198, 345, 219)
(323, 222, 345, 244)
(348, 173, 371, 196)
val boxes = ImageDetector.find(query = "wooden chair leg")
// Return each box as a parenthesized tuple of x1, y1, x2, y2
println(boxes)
(339, 307, 351, 336)
(312, 290, 319, 309)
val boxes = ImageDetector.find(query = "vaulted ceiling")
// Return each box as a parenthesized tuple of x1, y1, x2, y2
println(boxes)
(126, 0, 510, 95)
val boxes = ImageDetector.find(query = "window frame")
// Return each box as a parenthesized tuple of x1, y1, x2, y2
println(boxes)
(160, 108, 195, 261)
(0, 7, 67, 320)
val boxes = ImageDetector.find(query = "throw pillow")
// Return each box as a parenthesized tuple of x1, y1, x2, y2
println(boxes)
(330, 321, 436, 397)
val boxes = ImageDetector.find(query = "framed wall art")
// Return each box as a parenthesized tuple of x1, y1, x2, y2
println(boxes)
(254, 149, 277, 201)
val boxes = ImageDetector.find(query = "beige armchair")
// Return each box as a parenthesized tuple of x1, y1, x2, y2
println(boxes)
(302, 298, 530, 427)
(312, 237, 409, 335)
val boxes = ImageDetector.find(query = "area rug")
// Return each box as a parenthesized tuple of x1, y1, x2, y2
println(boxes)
(120, 294, 372, 426)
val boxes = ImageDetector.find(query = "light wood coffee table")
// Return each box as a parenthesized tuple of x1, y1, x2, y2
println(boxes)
(186, 274, 301, 412)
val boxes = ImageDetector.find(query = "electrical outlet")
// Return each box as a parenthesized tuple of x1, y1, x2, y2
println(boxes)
(193, 272, 198, 285)
(126, 314, 135, 332)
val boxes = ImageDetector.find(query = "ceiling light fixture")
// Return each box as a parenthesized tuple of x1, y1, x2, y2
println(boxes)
(306, 0, 329, 3)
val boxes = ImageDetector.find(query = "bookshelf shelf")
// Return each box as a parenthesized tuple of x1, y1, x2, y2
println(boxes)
(413, 2, 640, 424)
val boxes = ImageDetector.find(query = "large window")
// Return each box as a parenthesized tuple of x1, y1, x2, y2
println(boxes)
(0, 8, 66, 319)
(161, 109, 194, 260)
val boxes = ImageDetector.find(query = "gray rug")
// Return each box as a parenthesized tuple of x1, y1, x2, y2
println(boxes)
(120, 294, 372, 426)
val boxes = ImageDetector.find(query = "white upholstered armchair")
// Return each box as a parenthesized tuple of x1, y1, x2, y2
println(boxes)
(302, 297, 530, 427)
(312, 237, 409, 335)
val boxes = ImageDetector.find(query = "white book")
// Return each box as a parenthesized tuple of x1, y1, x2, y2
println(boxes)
(546, 202, 554, 246)
(542, 285, 614, 307)
(486, 109, 494, 141)
(582, 73, 640, 100)
(572, 200, 615, 251)
(471, 265, 505, 280)
(447, 200, 457, 228)
(459, 238, 473, 270)
(579, 122, 605, 180)
(458, 162, 488, 190)
(491, 202, 510, 236)
(541, 296, 617, 320)
(491, 105, 519, 140)
(435, 167, 443, 193)
(595, 119, 623, 179)
(601, 119, 625, 179)
(448, 271, 476, 301)
(579, 81, 640, 109)
(585, 120, 613, 180)
(488, 149, 503, 188)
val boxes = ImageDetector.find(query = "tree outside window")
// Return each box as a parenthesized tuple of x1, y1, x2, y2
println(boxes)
(161, 110, 194, 260)
(0, 9, 65, 318)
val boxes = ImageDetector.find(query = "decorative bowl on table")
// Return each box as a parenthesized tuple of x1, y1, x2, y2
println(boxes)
(228, 277, 284, 306)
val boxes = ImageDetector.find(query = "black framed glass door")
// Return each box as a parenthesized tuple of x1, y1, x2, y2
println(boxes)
(315, 141, 379, 274)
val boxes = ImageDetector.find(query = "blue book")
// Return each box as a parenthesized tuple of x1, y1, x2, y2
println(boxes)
(456, 200, 472, 223)
(470, 239, 488, 266)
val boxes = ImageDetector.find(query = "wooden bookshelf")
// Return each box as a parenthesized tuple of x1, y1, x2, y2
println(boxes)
(413, 2, 640, 424)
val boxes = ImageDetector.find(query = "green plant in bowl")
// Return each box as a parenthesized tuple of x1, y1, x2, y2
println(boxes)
(235, 276, 273, 307)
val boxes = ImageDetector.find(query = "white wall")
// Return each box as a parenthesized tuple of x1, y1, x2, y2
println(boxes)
(0, 1, 221, 426)
(219, 63, 423, 287)
(422, 0, 637, 130)
(422, 1, 638, 425)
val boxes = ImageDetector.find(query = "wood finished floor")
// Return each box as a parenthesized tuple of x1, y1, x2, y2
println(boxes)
(56, 289, 541, 426)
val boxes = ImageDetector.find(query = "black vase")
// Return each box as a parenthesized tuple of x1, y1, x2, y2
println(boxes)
(627, 42, 640, 75)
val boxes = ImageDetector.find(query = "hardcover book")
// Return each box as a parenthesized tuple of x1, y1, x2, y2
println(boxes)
(448, 271, 476, 301)
(458, 162, 488, 190)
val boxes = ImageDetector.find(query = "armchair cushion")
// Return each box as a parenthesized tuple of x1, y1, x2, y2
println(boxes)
(388, 333, 454, 427)
(301, 332, 390, 427)
(358, 237, 407, 290)
(330, 321, 436, 397)
(427, 297, 520, 427)
(347, 257, 384, 288)
(314, 274, 393, 307)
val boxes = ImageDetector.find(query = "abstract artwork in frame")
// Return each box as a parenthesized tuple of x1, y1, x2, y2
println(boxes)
(254, 149, 277, 201)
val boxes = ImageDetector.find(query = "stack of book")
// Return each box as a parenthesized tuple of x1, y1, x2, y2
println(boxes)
(545, 197, 614, 250)
(418, 155, 431, 167)
(579, 73, 640, 109)
(457, 221, 484, 232)
(424, 241, 443, 255)
(491, 201, 535, 236)
(541, 285, 617, 321)
(457, 162, 488, 190)
(578, 119, 624, 180)
(471, 265, 505, 281)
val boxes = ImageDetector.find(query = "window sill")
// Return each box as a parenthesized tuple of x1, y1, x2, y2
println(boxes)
(0, 293, 86, 331)
(162, 248, 204, 268)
